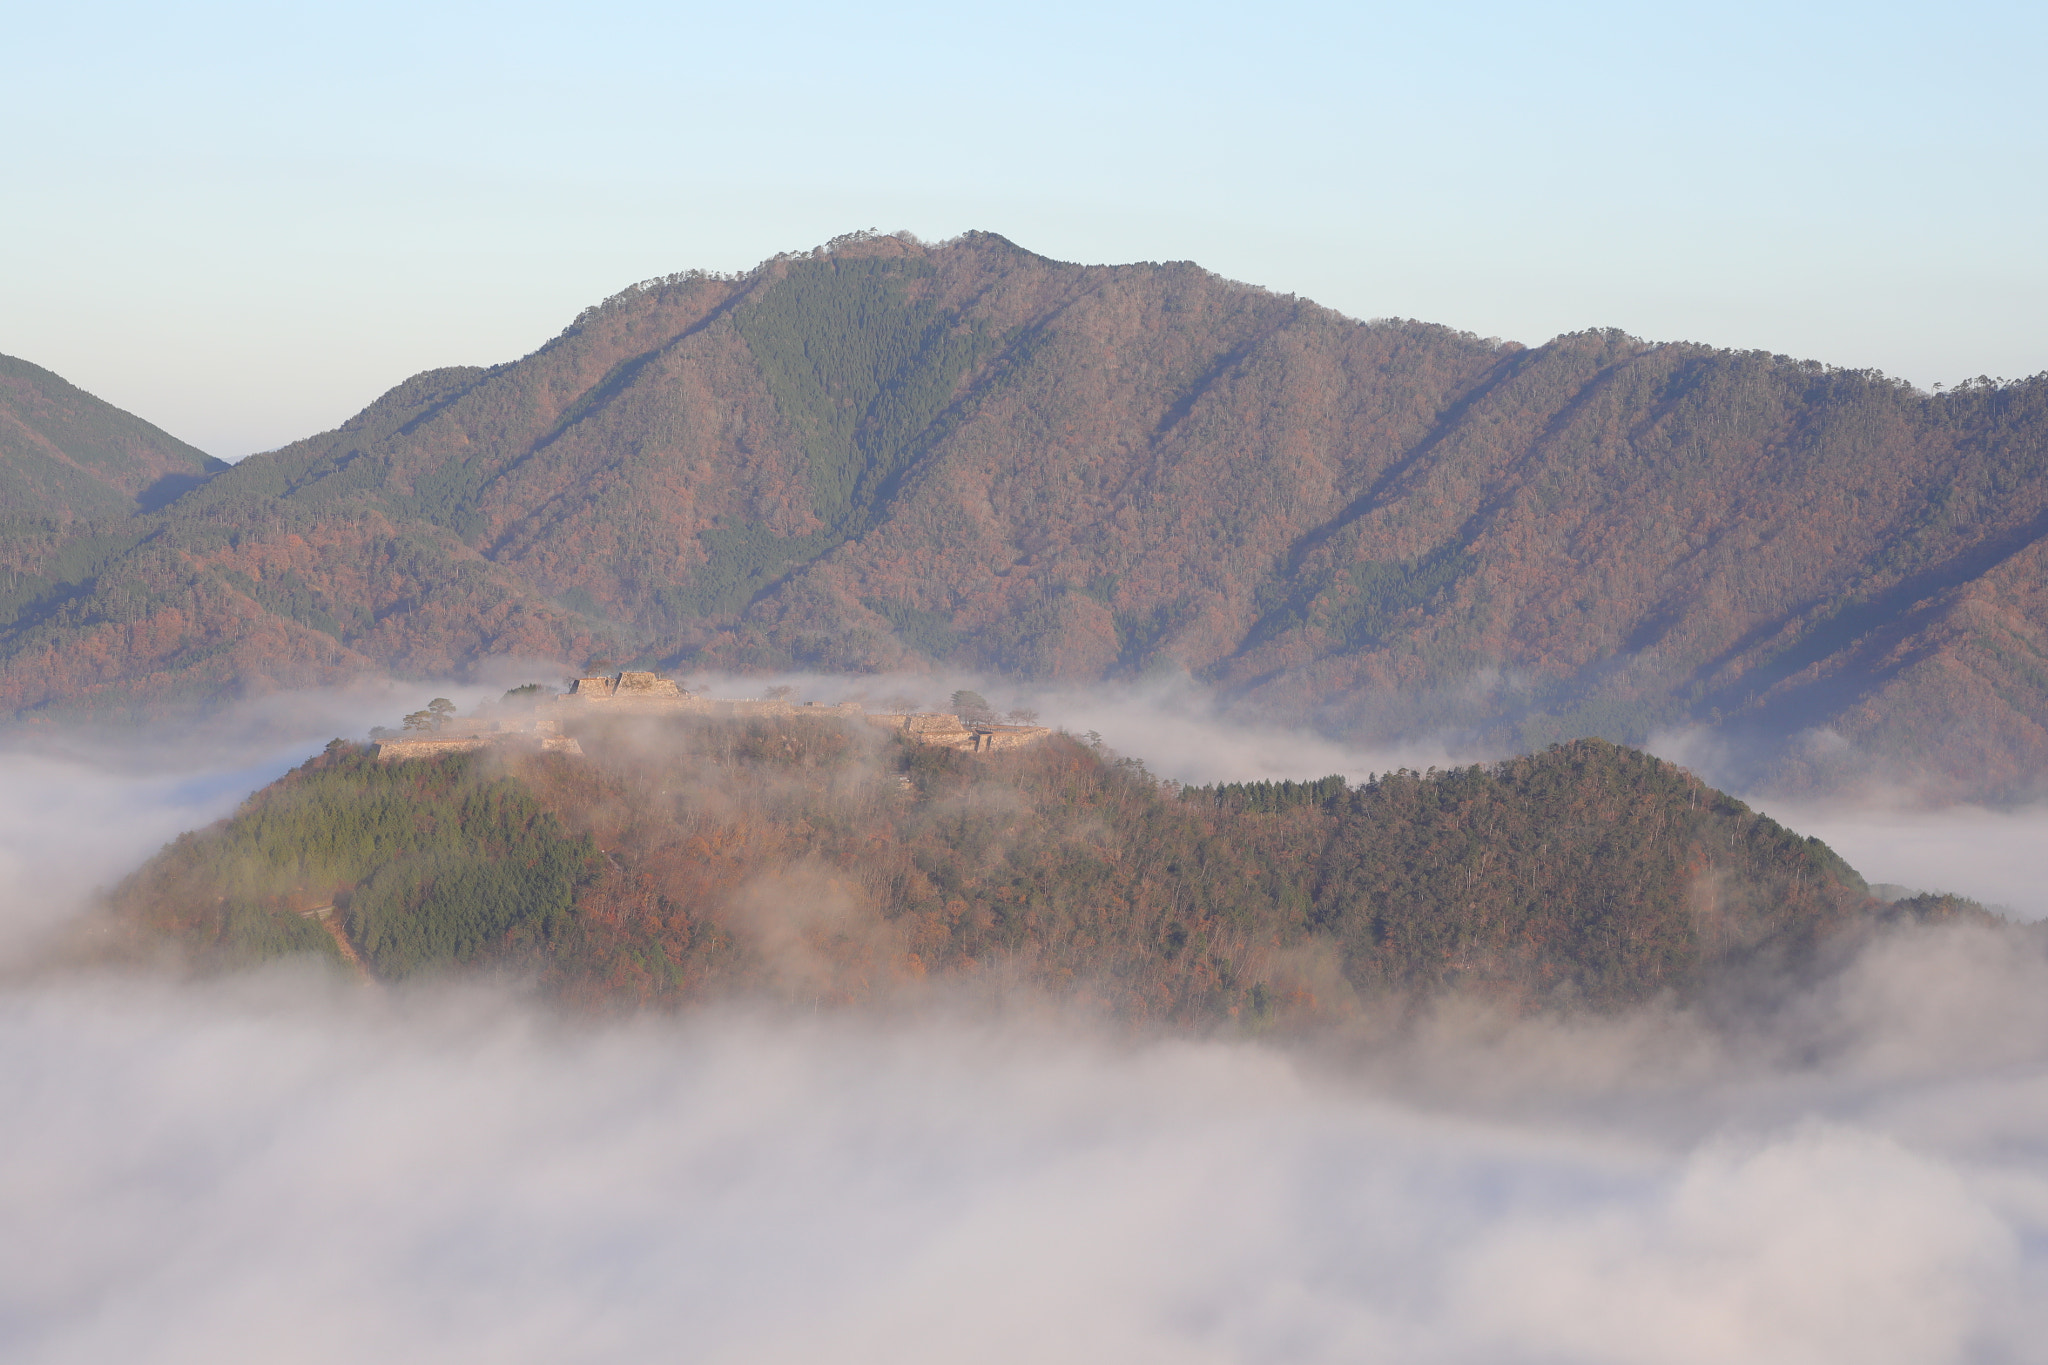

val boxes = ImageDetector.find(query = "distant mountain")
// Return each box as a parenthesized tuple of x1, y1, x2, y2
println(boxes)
(4, 231, 2046, 797)
(101, 725, 1897, 1018)
(0, 353, 224, 520)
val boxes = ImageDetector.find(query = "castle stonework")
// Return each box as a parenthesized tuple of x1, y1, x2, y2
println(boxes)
(562, 671, 864, 719)
(859, 711, 1051, 753)
(568, 671, 689, 702)
(559, 673, 1052, 752)
(372, 715, 584, 762)
(373, 673, 1051, 762)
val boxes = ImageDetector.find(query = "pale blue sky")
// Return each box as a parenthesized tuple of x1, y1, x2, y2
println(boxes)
(5, 0, 2044, 458)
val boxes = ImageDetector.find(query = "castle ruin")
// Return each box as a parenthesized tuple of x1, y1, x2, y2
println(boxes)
(371, 715, 584, 763)
(374, 672, 1050, 761)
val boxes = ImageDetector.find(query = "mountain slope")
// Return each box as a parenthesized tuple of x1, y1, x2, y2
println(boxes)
(5, 231, 2046, 796)
(0, 353, 225, 520)
(104, 727, 1886, 1019)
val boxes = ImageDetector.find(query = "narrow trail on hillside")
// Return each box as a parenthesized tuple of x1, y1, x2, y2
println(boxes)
(313, 913, 372, 985)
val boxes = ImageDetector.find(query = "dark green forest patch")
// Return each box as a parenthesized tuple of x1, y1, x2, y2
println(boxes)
(734, 255, 994, 532)
(110, 747, 597, 978)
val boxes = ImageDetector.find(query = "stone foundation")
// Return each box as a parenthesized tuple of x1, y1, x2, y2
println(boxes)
(373, 715, 584, 762)
(861, 712, 1053, 753)
(377, 672, 1052, 762)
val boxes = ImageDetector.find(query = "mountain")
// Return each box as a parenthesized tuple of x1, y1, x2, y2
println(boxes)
(5, 231, 2046, 797)
(0, 352, 225, 520)
(101, 721, 1900, 1020)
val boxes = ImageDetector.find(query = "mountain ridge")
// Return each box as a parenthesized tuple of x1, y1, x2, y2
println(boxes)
(0, 352, 225, 520)
(5, 230, 2045, 799)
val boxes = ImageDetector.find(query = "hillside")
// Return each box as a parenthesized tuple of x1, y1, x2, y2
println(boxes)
(0, 352, 225, 521)
(5, 232, 2046, 796)
(104, 719, 1891, 1021)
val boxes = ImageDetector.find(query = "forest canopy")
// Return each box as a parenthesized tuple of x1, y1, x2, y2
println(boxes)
(102, 718, 1928, 1025)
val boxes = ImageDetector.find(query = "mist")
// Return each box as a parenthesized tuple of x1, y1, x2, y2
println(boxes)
(691, 670, 2043, 918)
(677, 668, 1469, 786)
(8, 937, 2048, 1363)
(1749, 797, 2048, 921)
(0, 675, 529, 961)
(5, 691, 2048, 1362)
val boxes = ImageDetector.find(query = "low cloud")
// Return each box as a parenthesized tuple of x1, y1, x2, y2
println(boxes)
(0, 681, 468, 962)
(3, 947, 2047, 1365)
(0, 750, 287, 961)
(3, 696, 2046, 1362)
(1751, 797, 2048, 921)
(688, 668, 1469, 785)
(1650, 724, 2048, 918)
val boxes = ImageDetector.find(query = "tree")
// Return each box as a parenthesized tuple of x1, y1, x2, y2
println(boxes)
(402, 698, 458, 732)
(951, 690, 993, 722)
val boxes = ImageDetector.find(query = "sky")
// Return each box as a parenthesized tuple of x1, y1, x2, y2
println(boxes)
(4, 0, 2045, 459)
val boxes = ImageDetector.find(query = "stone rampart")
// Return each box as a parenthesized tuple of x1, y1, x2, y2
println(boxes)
(374, 714, 583, 762)
(550, 672, 1050, 754)
(564, 671, 712, 711)
(374, 736, 490, 762)
(861, 712, 1052, 753)
(970, 725, 1052, 753)
(558, 675, 863, 721)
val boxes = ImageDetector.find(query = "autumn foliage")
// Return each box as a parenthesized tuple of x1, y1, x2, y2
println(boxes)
(9, 231, 2047, 796)
(106, 717, 1889, 1026)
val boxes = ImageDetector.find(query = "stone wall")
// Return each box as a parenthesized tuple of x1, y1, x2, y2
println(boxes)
(373, 736, 490, 762)
(546, 672, 1052, 755)
(861, 712, 1052, 753)
(374, 714, 583, 762)
(558, 674, 862, 721)
(565, 671, 710, 710)
(970, 725, 1052, 753)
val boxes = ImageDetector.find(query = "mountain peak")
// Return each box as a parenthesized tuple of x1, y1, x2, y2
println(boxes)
(4, 238, 2046, 801)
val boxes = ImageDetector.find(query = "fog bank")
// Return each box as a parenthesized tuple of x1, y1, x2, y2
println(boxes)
(4, 948, 2047, 1365)
(681, 668, 1468, 785)
(4, 693, 2046, 1362)
(1750, 797, 2048, 921)
(689, 673, 2045, 917)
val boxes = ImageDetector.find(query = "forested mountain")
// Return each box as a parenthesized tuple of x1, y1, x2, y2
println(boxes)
(5, 231, 2046, 797)
(103, 721, 1906, 1021)
(0, 353, 225, 521)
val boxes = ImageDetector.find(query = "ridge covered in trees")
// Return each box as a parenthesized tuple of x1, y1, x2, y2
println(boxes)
(6, 231, 2046, 798)
(0, 352, 225, 522)
(103, 718, 1931, 1024)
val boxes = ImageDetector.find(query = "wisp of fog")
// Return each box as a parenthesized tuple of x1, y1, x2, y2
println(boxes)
(1750, 797, 2048, 921)
(3, 689, 2046, 1364)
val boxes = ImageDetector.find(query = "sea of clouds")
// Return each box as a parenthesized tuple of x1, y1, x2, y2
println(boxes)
(2, 684, 2045, 1363)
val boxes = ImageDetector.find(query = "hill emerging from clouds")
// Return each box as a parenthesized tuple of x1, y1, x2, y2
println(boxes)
(5, 231, 2046, 798)
(103, 724, 1914, 1019)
